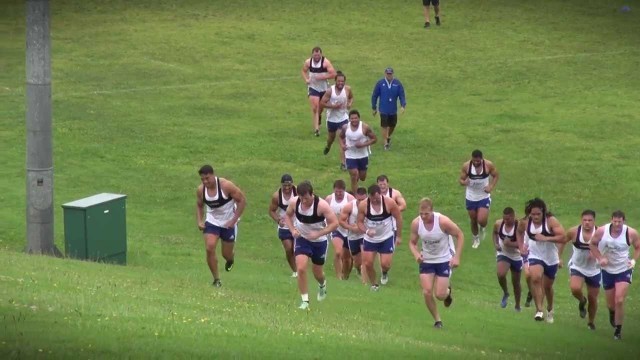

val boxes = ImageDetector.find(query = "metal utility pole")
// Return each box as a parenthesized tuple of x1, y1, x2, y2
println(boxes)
(25, 0, 59, 256)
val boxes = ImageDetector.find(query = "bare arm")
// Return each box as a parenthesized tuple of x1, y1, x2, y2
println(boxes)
(589, 227, 606, 265)
(221, 179, 246, 227)
(441, 215, 464, 265)
(320, 59, 337, 80)
(356, 201, 367, 233)
(459, 162, 470, 186)
(301, 59, 310, 84)
(196, 185, 205, 230)
(339, 203, 354, 231)
(534, 217, 565, 243)
(320, 87, 333, 108)
(283, 197, 298, 237)
(409, 218, 422, 262)
(388, 198, 403, 244)
(393, 189, 407, 212)
(318, 200, 339, 236)
(347, 86, 354, 109)
(516, 219, 527, 254)
(493, 220, 502, 251)
(268, 192, 281, 225)
(359, 124, 377, 147)
(629, 229, 640, 266)
(558, 227, 577, 259)
(485, 160, 499, 193)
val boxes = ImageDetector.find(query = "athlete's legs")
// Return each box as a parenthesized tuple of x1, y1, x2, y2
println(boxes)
(434, 4, 440, 17)
(434, 275, 451, 301)
(511, 270, 522, 308)
(362, 250, 377, 285)
(476, 207, 490, 229)
(204, 233, 220, 280)
(467, 209, 479, 236)
(221, 241, 234, 264)
(420, 273, 440, 321)
(543, 275, 555, 312)
(358, 169, 367, 182)
(569, 276, 586, 302)
(423, 5, 430, 23)
(605, 287, 615, 317)
(497, 260, 510, 295)
(282, 239, 296, 272)
(326, 130, 337, 149)
(342, 251, 353, 279)
(388, 125, 396, 138)
(308, 96, 321, 132)
(311, 263, 326, 285)
(614, 282, 630, 326)
(529, 264, 544, 312)
(587, 285, 600, 324)
(381, 126, 389, 145)
(296, 254, 310, 295)
(380, 253, 393, 274)
(348, 168, 359, 194)
(331, 236, 345, 279)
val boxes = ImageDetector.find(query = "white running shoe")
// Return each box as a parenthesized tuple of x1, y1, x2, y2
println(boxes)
(317, 283, 327, 301)
(380, 273, 389, 285)
(472, 237, 480, 249)
(546, 310, 554, 324)
(291, 272, 298, 278)
(534, 311, 544, 321)
(370, 284, 380, 292)
(298, 301, 310, 310)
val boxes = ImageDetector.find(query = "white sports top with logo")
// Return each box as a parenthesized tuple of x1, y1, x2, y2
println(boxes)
(326, 84, 348, 123)
(569, 226, 600, 277)
(600, 223, 631, 274)
(329, 193, 349, 236)
(345, 121, 370, 159)
(418, 212, 453, 264)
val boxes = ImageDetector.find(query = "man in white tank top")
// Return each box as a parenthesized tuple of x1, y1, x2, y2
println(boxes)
(301, 47, 336, 136)
(325, 179, 355, 280)
(458, 150, 499, 249)
(557, 210, 600, 330)
(340, 110, 377, 194)
(196, 165, 247, 288)
(376, 175, 407, 284)
(321, 71, 353, 171)
(589, 211, 640, 340)
(409, 198, 464, 328)
(283, 181, 338, 311)
(339, 187, 368, 282)
(268, 174, 298, 278)
(356, 184, 402, 290)
(516, 198, 565, 323)
(492, 207, 524, 310)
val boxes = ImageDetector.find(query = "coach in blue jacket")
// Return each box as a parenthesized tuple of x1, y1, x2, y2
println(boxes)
(371, 67, 406, 151)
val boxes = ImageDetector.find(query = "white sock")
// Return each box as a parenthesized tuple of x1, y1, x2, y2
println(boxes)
(301, 293, 309, 302)
(319, 279, 326, 288)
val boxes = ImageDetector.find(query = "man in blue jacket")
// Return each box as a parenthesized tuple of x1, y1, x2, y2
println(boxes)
(371, 67, 406, 151)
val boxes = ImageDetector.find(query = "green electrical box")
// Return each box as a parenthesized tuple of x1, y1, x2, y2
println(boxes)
(62, 193, 127, 265)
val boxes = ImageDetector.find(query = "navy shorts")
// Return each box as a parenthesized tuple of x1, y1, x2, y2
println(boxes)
(529, 258, 559, 280)
(327, 119, 348, 133)
(602, 269, 633, 290)
(278, 228, 293, 241)
(423, 0, 440, 6)
(570, 269, 601, 288)
(331, 231, 347, 242)
(380, 114, 398, 128)
(308, 88, 326, 98)
(465, 197, 491, 210)
(363, 236, 395, 254)
(497, 255, 523, 272)
(203, 222, 237, 242)
(346, 157, 369, 171)
(420, 262, 451, 277)
(347, 238, 363, 255)
(294, 237, 328, 265)
(522, 253, 529, 264)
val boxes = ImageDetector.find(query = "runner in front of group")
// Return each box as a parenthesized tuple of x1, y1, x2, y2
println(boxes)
(493, 207, 524, 310)
(283, 181, 338, 310)
(268, 174, 298, 278)
(321, 71, 353, 170)
(409, 198, 464, 328)
(340, 110, 377, 194)
(357, 184, 403, 290)
(459, 149, 499, 249)
(516, 198, 565, 323)
(301, 47, 336, 136)
(557, 210, 600, 330)
(589, 210, 640, 340)
(196, 165, 247, 287)
(339, 186, 368, 282)
(325, 179, 355, 279)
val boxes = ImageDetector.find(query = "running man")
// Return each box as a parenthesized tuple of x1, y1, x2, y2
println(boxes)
(459, 150, 499, 249)
(196, 165, 247, 287)
(340, 110, 377, 193)
(589, 210, 640, 340)
(357, 184, 403, 290)
(283, 181, 338, 310)
(558, 210, 600, 330)
(321, 71, 353, 170)
(517, 198, 565, 323)
(339, 186, 368, 282)
(325, 179, 355, 279)
(268, 174, 298, 278)
(493, 207, 524, 310)
(301, 47, 337, 136)
(409, 198, 464, 328)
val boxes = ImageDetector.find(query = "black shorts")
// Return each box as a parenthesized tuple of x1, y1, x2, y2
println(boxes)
(380, 114, 398, 128)
(423, 0, 440, 6)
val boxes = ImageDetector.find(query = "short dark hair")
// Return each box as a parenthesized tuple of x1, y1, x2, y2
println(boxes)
(368, 184, 381, 196)
(335, 70, 346, 81)
(581, 209, 596, 218)
(356, 187, 367, 196)
(503, 207, 515, 215)
(471, 149, 483, 158)
(311, 46, 322, 54)
(297, 181, 313, 196)
(349, 109, 360, 118)
(333, 179, 346, 190)
(612, 210, 626, 220)
(376, 175, 389, 183)
(198, 165, 214, 175)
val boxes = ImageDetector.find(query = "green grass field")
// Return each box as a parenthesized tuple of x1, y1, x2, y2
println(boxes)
(2, 0, 640, 358)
